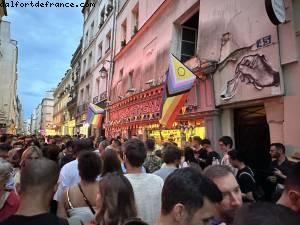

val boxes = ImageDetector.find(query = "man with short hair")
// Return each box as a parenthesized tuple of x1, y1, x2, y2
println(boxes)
(269, 143, 295, 185)
(277, 162, 300, 214)
(233, 202, 300, 225)
(218, 136, 233, 166)
(124, 139, 164, 225)
(1, 158, 68, 225)
(192, 136, 204, 160)
(203, 165, 242, 225)
(143, 138, 162, 173)
(202, 139, 221, 167)
(228, 150, 256, 202)
(154, 145, 181, 181)
(156, 167, 222, 225)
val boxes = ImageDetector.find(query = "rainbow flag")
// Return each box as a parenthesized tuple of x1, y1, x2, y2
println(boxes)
(86, 103, 104, 128)
(159, 54, 196, 128)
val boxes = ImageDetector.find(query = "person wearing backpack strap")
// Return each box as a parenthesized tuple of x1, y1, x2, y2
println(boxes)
(228, 150, 257, 202)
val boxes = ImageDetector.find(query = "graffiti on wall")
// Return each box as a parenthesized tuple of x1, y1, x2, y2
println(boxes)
(220, 53, 280, 100)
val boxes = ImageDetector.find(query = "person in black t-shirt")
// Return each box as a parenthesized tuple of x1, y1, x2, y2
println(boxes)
(269, 143, 295, 185)
(201, 139, 221, 167)
(1, 158, 71, 225)
(192, 136, 207, 169)
(228, 150, 256, 202)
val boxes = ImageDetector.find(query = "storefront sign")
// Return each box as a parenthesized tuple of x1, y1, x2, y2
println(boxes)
(110, 98, 161, 121)
(265, 0, 286, 25)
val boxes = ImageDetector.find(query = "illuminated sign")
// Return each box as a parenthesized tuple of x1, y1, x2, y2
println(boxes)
(110, 98, 162, 121)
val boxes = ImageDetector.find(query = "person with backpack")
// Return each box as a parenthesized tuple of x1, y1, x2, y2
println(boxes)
(228, 150, 262, 202)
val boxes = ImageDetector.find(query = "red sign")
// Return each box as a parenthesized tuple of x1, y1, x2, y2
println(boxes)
(110, 98, 162, 121)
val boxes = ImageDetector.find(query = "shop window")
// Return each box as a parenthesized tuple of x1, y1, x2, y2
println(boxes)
(180, 12, 199, 62)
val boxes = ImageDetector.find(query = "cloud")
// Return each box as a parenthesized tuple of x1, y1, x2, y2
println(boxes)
(7, 4, 83, 118)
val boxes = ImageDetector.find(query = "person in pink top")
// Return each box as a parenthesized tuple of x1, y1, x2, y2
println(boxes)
(0, 159, 20, 222)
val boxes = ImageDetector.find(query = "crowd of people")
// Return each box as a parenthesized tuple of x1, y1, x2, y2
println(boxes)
(0, 133, 299, 225)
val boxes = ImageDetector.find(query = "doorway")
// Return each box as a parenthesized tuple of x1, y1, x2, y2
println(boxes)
(234, 106, 271, 171)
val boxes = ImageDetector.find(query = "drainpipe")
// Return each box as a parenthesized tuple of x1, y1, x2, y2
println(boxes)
(105, 0, 117, 136)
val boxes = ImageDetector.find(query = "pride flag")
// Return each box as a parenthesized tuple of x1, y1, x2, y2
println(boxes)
(86, 103, 105, 128)
(159, 54, 196, 128)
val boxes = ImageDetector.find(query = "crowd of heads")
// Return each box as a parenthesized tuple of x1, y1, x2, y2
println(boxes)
(0, 133, 299, 225)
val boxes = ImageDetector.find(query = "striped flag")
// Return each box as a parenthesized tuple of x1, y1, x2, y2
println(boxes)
(86, 103, 104, 128)
(159, 54, 196, 128)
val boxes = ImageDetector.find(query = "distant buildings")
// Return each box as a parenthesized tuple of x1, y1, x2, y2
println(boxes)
(0, 16, 22, 134)
(30, 91, 54, 135)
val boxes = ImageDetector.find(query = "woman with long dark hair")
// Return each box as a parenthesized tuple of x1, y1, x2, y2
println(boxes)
(101, 149, 122, 177)
(94, 173, 138, 225)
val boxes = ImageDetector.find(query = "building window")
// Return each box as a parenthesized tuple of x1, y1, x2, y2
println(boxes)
(98, 42, 103, 61)
(90, 21, 94, 43)
(83, 59, 87, 74)
(121, 19, 127, 47)
(180, 12, 199, 62)
(132, 3, 139, 36)
(88, 52, 93, 69)
(119, 68, 123, 81)
(80, 89, 84, 103)
(128, 70, 133, 89)
(105, 31, 111, 52)
(99, 7, 105, 29)
(86, 85, 90, 102)
(85, 31, 89, 49)
(96, 78, 100, 96)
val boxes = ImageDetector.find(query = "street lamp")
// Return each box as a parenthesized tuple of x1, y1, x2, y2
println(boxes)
(99, 65, 108, 79)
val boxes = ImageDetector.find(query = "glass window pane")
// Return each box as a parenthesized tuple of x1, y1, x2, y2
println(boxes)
(182, 28, 196, 42)
(181, 41, 195, 56)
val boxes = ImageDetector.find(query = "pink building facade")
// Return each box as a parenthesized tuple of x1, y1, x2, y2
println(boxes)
(107, 0, 220, 148)
(197, 0, 300, 168)
(106, 0, 300, 158)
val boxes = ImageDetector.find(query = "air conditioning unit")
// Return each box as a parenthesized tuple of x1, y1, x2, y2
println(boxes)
(127, 88, 136, 93)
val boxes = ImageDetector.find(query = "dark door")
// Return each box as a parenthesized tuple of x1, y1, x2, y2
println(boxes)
(234, 106, 271, 171)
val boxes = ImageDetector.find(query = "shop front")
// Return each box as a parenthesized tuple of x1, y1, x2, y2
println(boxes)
(107, 85, 210, 148)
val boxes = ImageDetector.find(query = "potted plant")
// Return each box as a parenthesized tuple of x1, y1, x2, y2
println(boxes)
(121, 40, 126, 48)
(133, 25, 138, 35)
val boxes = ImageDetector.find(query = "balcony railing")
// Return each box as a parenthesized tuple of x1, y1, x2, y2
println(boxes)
(92, 91, 107, 104)
(76, 103, 88, 115)
(99, 91, 107, 102)
(93, 96, 99, 104)
(67, 96, 77, 108)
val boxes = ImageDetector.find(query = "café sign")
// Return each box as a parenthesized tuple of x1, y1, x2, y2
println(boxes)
(110, 98, 161, 121)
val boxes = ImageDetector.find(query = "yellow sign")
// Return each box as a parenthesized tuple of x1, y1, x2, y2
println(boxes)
(148, 126, 205, 148)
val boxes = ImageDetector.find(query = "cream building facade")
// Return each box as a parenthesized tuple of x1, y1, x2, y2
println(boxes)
(0, 20, 19, 134)
(76, 0, 115, 137)
(53, 70, 73, 135)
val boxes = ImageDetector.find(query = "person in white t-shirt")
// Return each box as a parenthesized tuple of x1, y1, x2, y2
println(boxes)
(54, 139, 94, 201)
(123, 139, 164, 225)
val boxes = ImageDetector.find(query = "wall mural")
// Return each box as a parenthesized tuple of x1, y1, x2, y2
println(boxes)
(220, 53, 280, 100)
(198, 0, 284, 106)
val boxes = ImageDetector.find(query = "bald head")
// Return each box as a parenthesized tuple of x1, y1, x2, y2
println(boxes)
(20, 158, 59, 194)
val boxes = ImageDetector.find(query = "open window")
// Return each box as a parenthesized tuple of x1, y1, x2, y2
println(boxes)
(180, 12, 199, 62)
